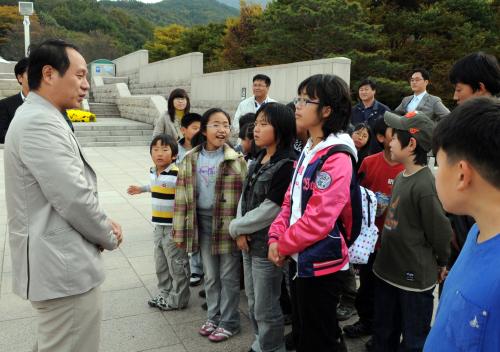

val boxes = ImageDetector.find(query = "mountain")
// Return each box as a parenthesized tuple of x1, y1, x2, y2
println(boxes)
(100, 0, 240, 26)
(216, 0, 270, 9)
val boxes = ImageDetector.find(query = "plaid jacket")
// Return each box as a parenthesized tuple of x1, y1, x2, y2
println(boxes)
(173, 143, 247, 255)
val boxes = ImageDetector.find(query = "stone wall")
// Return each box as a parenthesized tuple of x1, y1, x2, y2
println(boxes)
(112, 50, 148, 76)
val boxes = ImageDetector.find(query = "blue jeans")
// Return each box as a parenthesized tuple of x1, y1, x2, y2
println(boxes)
(373, 276, 434, 352)
(243, 252, 285, 352)
(189, 251, 204, 276)
(198, 214, 240, 331)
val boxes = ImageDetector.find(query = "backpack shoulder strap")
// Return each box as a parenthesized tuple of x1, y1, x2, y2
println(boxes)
(313, 144, 356, 179)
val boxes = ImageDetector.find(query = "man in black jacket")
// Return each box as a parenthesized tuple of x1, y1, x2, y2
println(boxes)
(0, 57, 29, 143)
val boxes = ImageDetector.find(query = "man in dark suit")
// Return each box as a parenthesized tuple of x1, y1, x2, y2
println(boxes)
(394, 68, 450, 122)
(0, 57, 29, 143)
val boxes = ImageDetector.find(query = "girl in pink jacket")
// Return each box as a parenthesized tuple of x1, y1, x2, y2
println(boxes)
(268, 74, 357, 352)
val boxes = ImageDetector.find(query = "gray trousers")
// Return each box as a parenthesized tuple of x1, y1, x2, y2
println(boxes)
(31, 286, 102, 352)
(198, 214, 241, 331)
(243, 252, 286, 352)
(154, 225, 191, 308)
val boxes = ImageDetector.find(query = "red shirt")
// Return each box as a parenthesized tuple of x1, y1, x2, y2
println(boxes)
(358, 152, 405, 234)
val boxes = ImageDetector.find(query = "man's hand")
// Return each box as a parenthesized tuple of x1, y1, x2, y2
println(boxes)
(127, 185, 142, 195)
(110, 219, 123, 246)
(437, 266, 448, 284)
(236, 235, 249, 252)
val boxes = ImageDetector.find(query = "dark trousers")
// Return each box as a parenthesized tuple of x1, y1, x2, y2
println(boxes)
(289, 261, 347, 352)
(354, 251, 377, 329)
(279, 272, 292, 315)
(373, 276, 434, 352)
(339, 266, 357, 307)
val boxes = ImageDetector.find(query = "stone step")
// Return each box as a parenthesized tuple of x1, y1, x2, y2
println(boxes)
(0, 79, 19, 89)
(74, 129, 152, 137)
(79, 140, 150, 147)
(76, 135, 152, 143)
(73, 123, 153, 131)
(0, 89, 19, 98)
(0, 73, 15, 79)
(89, 102, 121, 118)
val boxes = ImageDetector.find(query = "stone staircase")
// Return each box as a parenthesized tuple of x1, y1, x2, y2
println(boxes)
(73, 118, 153, 147)
(89, 102, 121, 118)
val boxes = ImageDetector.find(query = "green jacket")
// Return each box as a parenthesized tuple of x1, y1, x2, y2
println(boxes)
(173, 144, 247, 255)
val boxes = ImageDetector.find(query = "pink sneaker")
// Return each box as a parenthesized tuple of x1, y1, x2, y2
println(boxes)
(198, 321, 217, 337)
(208, 327, 240, 342)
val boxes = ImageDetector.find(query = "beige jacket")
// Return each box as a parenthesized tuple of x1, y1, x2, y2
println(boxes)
(4, 92, 118, 301)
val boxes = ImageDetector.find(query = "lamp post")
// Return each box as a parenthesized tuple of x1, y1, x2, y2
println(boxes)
(18, 2, 34, 57)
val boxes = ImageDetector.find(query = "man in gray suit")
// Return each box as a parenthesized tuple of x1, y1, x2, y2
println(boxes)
(394, 68, 450, 121)
(4, 39, 123, 352)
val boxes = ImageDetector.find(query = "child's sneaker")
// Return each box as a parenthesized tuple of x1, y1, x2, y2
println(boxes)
(208, 327, 240, 342)
(199, 321, 218, 337)
(147, 294, 163, 308)
(155, 296, 177, 311)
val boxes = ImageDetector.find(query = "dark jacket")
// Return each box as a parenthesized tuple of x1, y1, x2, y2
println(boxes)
(0, 92, 23, 143)
(229, 148, 295, 257)
(351, 100, 389, 153)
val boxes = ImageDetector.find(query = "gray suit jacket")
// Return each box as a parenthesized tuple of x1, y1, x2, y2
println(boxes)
(394, 93, 450, 121)
(4, 92, 118, 301)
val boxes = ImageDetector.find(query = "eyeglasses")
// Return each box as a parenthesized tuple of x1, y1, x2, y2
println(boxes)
(207, 124, 231, 131)
(293, 97, 320, 107)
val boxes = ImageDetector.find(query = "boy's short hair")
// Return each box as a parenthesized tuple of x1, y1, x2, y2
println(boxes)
(181, 113, 201, 128)
(150, 134, 178, 157)
(449, 52, 500, 95)
(432, 97, 500, 189)
(239, 122, 254, 140)
(238, 112, 256, 131)
(253, 74, 271, 86)
(394, 129, 428, 166)
(373, 117, 389, 149)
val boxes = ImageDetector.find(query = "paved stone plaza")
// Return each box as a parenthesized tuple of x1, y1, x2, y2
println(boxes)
(0, 146, 368, 352)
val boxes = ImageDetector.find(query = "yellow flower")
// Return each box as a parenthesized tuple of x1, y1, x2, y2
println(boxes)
(66, 109, 96, 123)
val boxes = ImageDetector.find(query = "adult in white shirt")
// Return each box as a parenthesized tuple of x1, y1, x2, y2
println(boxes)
(233, 74, 276, 134)
(394, 68, 449, 122)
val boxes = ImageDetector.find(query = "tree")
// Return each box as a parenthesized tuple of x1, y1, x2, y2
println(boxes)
(219, 1, 263, 69)
(144, 24, 186, 62)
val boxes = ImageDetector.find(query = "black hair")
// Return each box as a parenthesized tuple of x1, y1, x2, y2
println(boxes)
(358, 78, 377, 91)
(352, 123, 372, 169)
(239, 121, 254, 140)
(192, 108, 231, 148)
(449, 52, 500, 95)
(238, 112, 256, 131)
(297, 74, 351, 138)
(150, 133, 179, 158)
(373, 117, 389, 149)
(255, 102, 297, 151)
(253, 74, 271, 87)
(394, 129, 428, 166)
(432, 97, 500, 189)
(181, 112, 201, 128)
(167, 88, 190, 123)
(14, 57, 29, 81)
(286, 101, 296, 113)
(27, 39, 80, 90)
(411, 68, 430, 81)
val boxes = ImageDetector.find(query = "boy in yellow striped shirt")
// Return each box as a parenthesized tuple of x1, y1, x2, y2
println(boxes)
(128, 134, 190, 310)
